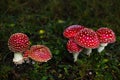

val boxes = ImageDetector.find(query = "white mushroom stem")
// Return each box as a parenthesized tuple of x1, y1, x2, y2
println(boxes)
(13, 52, 24, 64)
(85, 48, 92, 56)
(98, 43, 108, 53)
(73, 52, 80, 62)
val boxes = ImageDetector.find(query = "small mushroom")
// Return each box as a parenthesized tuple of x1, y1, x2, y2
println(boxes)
(96, 27, 116, 53)
(74, 28, 100, 56)
(28, 45, 52, 62)
(67, 39, 83, 62)
(23, 50, 30, 63)
(8, 33, 30, 64)
(63, 25, 85, 39)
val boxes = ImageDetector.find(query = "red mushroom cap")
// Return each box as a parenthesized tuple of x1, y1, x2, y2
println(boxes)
(74, 28, 100, 49)
(67, 39, 83, 53)
(8, 33, 30, 53)
(63, 25, 85, 39)
(96, 27, 116, 43)
(28, 45, 52, 62)
(23, 50, 29, 58)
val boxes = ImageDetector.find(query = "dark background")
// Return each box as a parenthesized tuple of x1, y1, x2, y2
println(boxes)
(0, 0, 120, 80)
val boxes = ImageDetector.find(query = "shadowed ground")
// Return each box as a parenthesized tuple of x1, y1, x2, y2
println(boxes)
(0, 0, 120, 80)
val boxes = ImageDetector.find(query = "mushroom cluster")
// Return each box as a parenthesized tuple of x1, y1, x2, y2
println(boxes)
(63, 25, 116, 62)
(8, 33, 52, 65)
(63, 25, 85, 62)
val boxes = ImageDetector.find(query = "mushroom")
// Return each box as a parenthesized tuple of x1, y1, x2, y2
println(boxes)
(23, 50, 30, 63)
(28, 45, 52, 62)
(74, 28, 100, 56)
(67, 39, 83, 62)
(63, 25, 85, 39)
(96, 27, 116, 53)
(8, 33, 30, 64)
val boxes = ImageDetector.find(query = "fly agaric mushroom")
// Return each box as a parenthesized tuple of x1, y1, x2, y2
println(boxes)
(63, 25, 85, 39)
(67, 39, 83, 62)
(8, 33, 30, 64)
(23, 50, 30, 63)
(74, 28, 100, 56)
(28, 45, 52, 62)
(96, 27, 116, 53)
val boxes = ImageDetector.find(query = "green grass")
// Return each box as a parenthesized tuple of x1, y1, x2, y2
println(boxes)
(0, 0, 120, 80)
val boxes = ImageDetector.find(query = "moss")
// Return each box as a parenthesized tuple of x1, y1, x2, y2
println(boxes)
(0, 0, 120, 80)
